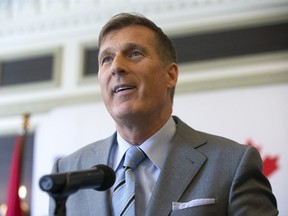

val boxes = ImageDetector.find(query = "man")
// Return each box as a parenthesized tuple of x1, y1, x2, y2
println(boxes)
(50, 13, 278, 215)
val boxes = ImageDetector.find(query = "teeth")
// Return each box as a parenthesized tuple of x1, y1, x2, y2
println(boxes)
(115, 86, 132, 93)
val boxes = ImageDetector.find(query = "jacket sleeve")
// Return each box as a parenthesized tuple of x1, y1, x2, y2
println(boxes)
(228, 146, 278, 216)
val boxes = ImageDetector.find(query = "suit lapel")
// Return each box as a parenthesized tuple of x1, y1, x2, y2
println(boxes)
(146, 117, 207, 216)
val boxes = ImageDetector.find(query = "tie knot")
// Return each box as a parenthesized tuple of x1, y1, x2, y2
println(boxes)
(123, 146, 146, 169)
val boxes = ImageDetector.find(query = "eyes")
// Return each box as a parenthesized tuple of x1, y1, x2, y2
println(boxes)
(100, 50, 144, 66)
(130, 51, 142, 57)
(102, 56, 113, 64)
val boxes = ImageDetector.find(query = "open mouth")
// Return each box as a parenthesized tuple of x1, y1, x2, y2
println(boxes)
(114, 85, 135, 93)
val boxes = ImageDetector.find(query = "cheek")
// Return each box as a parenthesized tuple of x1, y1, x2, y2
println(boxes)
(150, 71, 167, 88)
(98, 71, 110, 88)
(98, 74, 111, 99)
(142, 75, 165, 99)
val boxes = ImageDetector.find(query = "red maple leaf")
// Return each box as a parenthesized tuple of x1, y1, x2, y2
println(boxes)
(262, 155, 280, 177)
(245, 139, 279, 178)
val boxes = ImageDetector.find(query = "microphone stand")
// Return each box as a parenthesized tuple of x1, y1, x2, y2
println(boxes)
(54, 197, 67, 216)
(49, 191, 71, 216)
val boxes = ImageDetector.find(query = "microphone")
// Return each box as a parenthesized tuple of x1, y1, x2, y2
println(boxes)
(39, 164, 116, 196)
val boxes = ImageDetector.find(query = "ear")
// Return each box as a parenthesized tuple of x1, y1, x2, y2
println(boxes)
(166, 63, 178, 88)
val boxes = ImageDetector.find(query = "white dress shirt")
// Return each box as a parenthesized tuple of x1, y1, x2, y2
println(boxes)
(112, 116, 176, 216)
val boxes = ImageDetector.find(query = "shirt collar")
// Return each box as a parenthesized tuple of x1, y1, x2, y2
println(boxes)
(114, 116, 176, 171)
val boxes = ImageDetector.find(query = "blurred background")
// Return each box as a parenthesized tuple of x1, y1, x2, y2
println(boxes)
(0, 0, 287, 215)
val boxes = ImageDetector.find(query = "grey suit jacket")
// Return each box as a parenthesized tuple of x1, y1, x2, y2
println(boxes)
(49, 116, 278, 216)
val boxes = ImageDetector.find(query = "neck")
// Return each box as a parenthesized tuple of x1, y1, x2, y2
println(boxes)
(116, 112, 171, 145)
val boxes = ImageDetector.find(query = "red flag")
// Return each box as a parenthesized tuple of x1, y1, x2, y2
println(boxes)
(6, 135, 24, 216)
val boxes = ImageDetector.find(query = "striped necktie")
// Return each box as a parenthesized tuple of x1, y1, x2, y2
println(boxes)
(112, 146, 146, 216)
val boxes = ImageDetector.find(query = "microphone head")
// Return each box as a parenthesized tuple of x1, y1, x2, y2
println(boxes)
(93, 164, 116, 191)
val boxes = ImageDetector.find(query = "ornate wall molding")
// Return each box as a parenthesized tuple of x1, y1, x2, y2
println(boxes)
(1, 0, 288, 40)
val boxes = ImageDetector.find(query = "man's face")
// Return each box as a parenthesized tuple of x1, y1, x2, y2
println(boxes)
(98, 25, 177, 123)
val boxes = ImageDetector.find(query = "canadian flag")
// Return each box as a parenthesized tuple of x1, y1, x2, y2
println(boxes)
(6, 134, 24, 216)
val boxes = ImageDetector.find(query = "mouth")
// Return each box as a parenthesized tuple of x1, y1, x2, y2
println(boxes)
(113, 84, 135, 93)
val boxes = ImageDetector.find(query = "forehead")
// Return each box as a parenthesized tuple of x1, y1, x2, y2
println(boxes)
(99, 25, 157, 50)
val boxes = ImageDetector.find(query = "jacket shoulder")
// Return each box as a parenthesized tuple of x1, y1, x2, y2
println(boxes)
(55, 133, 116, 172)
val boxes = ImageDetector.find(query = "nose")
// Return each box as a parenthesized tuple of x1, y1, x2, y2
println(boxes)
(111, 55, 126, 77)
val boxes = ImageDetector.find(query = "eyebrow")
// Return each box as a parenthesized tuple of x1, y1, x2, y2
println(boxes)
(122, 43, 146, 53)
(98, 42, 147, 60)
